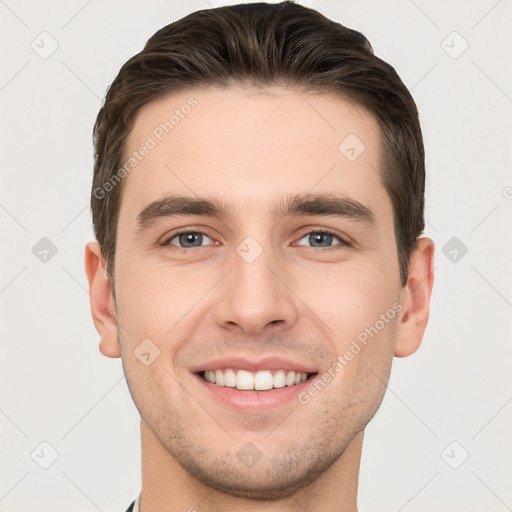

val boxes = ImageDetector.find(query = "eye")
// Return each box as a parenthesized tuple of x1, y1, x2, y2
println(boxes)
(162, 230, 214, 249)
(295, 230, 351, 249)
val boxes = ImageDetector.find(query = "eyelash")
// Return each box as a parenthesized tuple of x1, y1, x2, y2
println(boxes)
(160, 227, 353, 251)
(296, 229, 353, 249)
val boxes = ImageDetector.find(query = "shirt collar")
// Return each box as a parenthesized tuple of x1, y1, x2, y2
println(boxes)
(132, 491, 141, 512)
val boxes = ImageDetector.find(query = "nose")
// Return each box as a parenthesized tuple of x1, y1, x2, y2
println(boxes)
(213, 241, 299, 336)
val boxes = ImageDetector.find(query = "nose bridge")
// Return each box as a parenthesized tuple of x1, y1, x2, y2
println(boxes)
(213, 233, 298, 334)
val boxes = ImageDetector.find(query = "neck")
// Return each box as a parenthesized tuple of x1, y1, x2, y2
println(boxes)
(138, 419, 362, 512)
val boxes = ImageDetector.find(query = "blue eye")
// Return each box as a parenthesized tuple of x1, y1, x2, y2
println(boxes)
(296, 231, 348, 248)
(166, 231, 213, 248)
(161, 229, 350, 251)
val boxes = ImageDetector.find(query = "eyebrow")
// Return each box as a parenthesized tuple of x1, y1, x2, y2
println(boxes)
(275, 193, 376, 227)
(135, 192, 377, 233)
(135, 195, 231, 233)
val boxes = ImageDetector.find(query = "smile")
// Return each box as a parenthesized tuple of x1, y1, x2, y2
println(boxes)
(200, 368, 314, 391)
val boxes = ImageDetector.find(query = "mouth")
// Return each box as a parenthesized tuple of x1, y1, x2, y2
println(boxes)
(193, 367, 319, 412)
(189, 355, 319, 411)
(198, 368, 317, 391)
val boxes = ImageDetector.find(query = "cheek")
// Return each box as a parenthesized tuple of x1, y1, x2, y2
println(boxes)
(115, 262, 207, 339)
(321, 270, 398, 407)
(295, 261, 400, 348)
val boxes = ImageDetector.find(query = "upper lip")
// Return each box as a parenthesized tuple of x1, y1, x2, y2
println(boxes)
(190, 355, 319, 374)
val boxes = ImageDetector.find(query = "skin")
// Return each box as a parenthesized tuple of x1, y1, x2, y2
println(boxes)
(85, 85, 434, 511)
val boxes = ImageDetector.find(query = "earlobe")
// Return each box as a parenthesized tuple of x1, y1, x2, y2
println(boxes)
(394, 237, 435, 358)
(84, 241, 121, 358)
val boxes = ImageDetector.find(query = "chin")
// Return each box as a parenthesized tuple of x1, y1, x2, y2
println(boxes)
(186, 464, 324, 500)
(171, 442, 341, 501)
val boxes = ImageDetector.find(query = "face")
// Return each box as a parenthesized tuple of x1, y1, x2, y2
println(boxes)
(111, 86, 406, 497)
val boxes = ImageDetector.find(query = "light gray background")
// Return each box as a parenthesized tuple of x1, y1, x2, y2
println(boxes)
(1, 0, 511, 511)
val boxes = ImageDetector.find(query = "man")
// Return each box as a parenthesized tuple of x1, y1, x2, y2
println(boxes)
(85, 1, 434, 510)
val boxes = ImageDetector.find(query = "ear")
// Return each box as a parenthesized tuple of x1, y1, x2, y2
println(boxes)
(394, 237, 435, 358)
(84, 241, 121, 358)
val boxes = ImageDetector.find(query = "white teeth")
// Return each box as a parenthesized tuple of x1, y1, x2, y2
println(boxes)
(202, 368, 311, 391)
(215, 369, 224, 386)
(273, 369, 286, 388)
(223, 368, 237, 387)
(254, 370, 273, 390)
(236, 370, 254, 390)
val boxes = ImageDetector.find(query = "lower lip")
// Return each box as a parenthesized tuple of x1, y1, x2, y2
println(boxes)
(194, 373, 317, 412)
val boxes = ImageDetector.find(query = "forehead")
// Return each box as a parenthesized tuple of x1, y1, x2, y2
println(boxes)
(120, 85, 388, 223)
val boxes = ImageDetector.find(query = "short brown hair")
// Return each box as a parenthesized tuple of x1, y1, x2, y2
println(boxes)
(91, 0, 425, 286)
